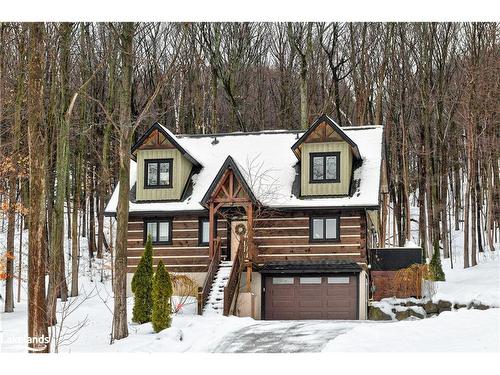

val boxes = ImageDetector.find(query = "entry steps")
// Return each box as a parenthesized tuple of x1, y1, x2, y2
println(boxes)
(203, 261, 233, 315)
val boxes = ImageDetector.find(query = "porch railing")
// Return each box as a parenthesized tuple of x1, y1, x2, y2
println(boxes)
(223, 235, 245, 316)
(197, 237, 222, 315)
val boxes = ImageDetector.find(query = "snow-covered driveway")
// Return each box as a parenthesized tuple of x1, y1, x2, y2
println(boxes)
(212, 320, 363, 353)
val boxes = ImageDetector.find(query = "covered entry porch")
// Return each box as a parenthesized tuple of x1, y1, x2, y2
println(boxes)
(197, 156, 259, 316)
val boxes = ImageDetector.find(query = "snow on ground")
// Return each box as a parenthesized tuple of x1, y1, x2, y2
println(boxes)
(323, 308, 500, 352)
(433, 254, 500, 307)
(1, 205, 499, 352)
(0, 274, 254, 352)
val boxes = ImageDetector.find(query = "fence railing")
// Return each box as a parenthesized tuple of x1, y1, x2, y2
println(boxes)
(223, 235, 245, 316)
(197, 237, 221, 315)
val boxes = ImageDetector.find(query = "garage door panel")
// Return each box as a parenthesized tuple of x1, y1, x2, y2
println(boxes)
(270, 287, 296, 297)
(326, 288, 352, 297)
(326, 300, 355, 311)
(264, 274, 358, 320)
(271, 300, 297, 308)
(297, 288, 323, 297)
(298, 299, 323, 308)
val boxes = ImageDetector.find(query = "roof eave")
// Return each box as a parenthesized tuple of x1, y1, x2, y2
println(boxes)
(291, 114, 362, 160)
(130, 122, 202, 167)
(200, 155, 259, 207)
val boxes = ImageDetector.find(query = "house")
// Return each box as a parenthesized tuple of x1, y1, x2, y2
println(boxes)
(105, 114, 417, 320)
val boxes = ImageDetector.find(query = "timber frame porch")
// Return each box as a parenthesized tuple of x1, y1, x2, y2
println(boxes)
(197, 156, 258, 315)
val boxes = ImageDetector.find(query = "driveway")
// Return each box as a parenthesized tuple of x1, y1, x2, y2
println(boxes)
(212, 320, 364, 353)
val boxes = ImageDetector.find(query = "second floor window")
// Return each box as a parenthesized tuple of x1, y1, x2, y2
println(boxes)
(145, 159, 172, 188)
(310, 152, 340, 183)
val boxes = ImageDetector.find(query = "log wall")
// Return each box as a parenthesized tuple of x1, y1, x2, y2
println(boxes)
(253, 209, 367, 264)
(126, 215, 227, 273)
(126, 209, 367, 273)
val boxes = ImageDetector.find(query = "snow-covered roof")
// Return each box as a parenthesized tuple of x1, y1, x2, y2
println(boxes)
(105, 125, 384, 215)
(291, 114, 361, 160)
(130, 122, 202, 167)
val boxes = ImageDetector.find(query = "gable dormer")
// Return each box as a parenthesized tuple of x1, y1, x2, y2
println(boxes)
(291, 114, 361, 197)
(131, 123, 201, 202)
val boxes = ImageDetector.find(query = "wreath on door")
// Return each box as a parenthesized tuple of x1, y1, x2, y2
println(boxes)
(235, 223, 247, 236)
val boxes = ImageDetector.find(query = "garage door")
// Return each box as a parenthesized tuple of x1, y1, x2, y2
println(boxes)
(264, 274, 358, 320)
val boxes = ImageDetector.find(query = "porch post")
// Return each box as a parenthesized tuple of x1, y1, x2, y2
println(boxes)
(247, 202, 254, 260)
(246, 202, 254, 293)
(209, 201, 215, 258)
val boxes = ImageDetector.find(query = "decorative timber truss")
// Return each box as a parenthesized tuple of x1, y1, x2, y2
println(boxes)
(197, 156, 259, 315)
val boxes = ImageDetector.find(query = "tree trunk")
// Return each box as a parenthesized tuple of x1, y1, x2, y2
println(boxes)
(88, 167, 97, 264)
(441, 163, 450, 258)
(47, 23, 73, 326)
(27, 22, 49, 353)
(463, 180, 470, 269)
(112, 22, 135, 342)
(70, 162, 80, 297)
(4, 176, 16, 312)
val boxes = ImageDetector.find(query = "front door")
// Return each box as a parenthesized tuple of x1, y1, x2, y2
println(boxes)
(230, 220, 247, 261)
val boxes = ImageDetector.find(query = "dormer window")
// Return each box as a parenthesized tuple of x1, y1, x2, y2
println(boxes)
(310, 152, 340, 183)
(145, 159, 173, 188)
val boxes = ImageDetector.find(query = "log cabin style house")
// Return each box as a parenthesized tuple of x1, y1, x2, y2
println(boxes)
(105, 114, 400, 320)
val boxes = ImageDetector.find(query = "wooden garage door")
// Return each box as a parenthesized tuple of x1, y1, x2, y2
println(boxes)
(264, 274, 358, 320)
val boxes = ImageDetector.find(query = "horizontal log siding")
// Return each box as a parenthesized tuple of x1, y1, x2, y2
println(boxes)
(126, 215, 227, 273)
(254, 209, 367, 264)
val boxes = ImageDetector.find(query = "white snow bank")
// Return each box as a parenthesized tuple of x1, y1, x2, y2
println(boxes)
(432, 254, 500, 307)
(323, 308, 500, 352)
(370, 297, 427, 319)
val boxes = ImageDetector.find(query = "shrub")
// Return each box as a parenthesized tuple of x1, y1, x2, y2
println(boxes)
(131, 235, 153, 323)
(393, 263, 430, 299)
(428, 241, 446, 281)
(171, 274, 198, 314)
(151, 260, 173, 333)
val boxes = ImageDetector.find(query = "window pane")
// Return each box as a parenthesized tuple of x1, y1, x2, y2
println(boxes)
(147, 163, 158, 185)
(159, 162, 170, 185)
(201, 221, 210, 243)
(312, 218, 324, 239)
(327, 277, 350, 284)
(325, 218, 337, 239)
(146, 222, 157, 242)
(159, 222, 169, 242)
(300, 277, 322, 284)
(312, 156, 324, 180)
(325, 155, 337, 180)
(272, 277, 294, 285)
